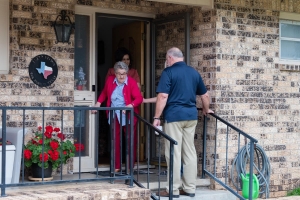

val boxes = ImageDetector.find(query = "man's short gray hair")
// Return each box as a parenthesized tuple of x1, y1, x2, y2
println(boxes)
(167, 47, 184, 58)
(114, 61, 129, 72)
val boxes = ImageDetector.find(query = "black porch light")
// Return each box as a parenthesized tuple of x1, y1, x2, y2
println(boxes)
(52, 10, 75, 44)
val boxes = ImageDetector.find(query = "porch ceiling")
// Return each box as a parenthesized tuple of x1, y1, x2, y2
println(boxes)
(146, 0, 213, 8)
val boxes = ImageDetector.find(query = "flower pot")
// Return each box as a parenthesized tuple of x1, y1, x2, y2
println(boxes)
(31, 163, 52, 178)
(77, 85, 83, 90)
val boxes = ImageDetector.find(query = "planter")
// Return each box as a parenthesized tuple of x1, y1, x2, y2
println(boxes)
(31, 163, 53, 178)
(0, 145, 15, 184)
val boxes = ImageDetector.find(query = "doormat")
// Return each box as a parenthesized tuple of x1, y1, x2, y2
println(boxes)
(90, 169, 154, 176)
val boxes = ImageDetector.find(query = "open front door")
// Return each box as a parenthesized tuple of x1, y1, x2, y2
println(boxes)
(112, 21, 146, 161)
(150, 13, 190, 164)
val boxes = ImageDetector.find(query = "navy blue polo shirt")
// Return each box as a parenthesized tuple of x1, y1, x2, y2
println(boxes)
(156, 61, 207, 123)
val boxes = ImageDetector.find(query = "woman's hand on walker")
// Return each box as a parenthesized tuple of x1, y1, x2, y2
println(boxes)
(91, 102, 101, 114)
(122, 103, 134, 114)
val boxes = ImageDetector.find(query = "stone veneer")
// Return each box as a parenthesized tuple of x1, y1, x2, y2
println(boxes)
(2, 0, 300, 198)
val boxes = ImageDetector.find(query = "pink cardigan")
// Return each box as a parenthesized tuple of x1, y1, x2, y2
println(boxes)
(97, 75, 143, 120)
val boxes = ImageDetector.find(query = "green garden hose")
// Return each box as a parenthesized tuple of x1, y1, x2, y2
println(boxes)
(231, 143, 271, 198)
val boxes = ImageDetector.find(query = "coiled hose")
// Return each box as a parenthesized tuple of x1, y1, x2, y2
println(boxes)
(231, 143, 271, 198)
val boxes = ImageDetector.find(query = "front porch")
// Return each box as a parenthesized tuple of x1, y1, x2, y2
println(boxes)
(0, 106, 262, 199)
(2, 170, 236, 200)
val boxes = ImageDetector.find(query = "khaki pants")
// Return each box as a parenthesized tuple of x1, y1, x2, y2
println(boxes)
(164, 120, 198, 195)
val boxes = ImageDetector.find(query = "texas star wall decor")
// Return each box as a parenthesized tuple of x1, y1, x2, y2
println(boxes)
(28, 54, 58, 87)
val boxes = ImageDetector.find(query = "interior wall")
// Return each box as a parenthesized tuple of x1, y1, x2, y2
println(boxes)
(97, 17, 136, 92)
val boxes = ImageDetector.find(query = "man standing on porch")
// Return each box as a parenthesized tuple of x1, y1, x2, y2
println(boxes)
(153, 47, 213, 198)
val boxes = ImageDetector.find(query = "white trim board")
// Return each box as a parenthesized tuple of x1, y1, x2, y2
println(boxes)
(280, 12, 300, 21)
(75, 5, 156, 19)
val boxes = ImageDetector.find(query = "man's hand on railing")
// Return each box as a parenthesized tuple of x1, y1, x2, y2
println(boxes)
(153, 118, 161, 127)
(202, 108, 214, 116)
(91, 102, 101, 114)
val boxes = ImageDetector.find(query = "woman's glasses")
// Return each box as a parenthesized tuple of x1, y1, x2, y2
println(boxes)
(115, 72, 127, 76)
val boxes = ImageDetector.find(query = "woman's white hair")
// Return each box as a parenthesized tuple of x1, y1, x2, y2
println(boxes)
(114, 61, 129, 72)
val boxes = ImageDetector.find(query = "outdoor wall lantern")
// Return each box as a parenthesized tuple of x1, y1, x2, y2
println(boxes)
(52, 10, 75, 44)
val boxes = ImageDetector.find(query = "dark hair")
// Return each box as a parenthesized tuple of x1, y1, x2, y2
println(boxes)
(115, 47, 133, 68)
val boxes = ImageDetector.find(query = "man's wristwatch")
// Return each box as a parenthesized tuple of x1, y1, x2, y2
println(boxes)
(153, 117, 160, 120)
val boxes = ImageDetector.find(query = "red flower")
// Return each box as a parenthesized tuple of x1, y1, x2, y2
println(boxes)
(39, 152, 49, 162)
(38, 139, 43, 144)
(38, 126, 42, 131)
(50, 141, 59, 150)
(57, 133, 65, 140)
(44, 131, 52, 138)
(24, 149, 32, 160)
(54, 127, 60, 132)
(45, 126, 53, 133)
(74, 143, 84, 152)
(31, 139, 37, 145)
(49, 150, 59, 161)
(63, 151, 67, 155)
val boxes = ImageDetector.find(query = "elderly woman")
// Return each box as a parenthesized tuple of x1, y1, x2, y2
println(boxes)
(92, 61, 142, 172)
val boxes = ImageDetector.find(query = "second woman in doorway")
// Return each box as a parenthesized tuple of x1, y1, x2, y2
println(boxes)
(105, 47, 141, 89)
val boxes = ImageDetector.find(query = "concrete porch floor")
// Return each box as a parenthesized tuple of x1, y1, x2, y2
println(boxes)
(0, 166, 239, 200)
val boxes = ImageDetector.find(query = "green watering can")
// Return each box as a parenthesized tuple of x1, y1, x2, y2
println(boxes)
(240, 173, 259, 199)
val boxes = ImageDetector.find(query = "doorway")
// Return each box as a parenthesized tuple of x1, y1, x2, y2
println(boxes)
(74, 5, 190, 172)
(95, 14, 150, 167)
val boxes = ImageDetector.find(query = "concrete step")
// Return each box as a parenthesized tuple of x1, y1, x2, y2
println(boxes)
(139, 177, 210, 190)
(155, 188, 237, 200)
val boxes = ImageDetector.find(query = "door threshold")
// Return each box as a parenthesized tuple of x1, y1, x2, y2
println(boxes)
(97, 162, 156, 171)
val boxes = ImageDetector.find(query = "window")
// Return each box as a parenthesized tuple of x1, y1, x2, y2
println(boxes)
(280, 20, 300, 61)
(74, 15, 90, 91)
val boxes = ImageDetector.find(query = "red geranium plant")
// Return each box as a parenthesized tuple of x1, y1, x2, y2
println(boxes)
(24, 125, 76, 169)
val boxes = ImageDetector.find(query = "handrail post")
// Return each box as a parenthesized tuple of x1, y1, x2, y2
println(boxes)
(169, 143, 174, 200)
(1, 108, 7, 197)
(249, 141, 254, 200)
(202, 115, 207, 178)
(129, 108, 134, 186)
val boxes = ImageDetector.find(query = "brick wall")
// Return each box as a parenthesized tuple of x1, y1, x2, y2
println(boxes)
(5, 0, 77, 175)
(6, 0, 76, 139)
(213, 0, 300, 197)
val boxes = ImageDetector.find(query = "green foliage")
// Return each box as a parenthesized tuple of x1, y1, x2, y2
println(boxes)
(287, 188, 300, 196)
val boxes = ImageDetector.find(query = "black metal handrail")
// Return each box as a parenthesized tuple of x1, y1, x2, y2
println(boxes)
(134, 114, 177, 200)
(0, 106, 135, 197)
(201, 111, 258, 200)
